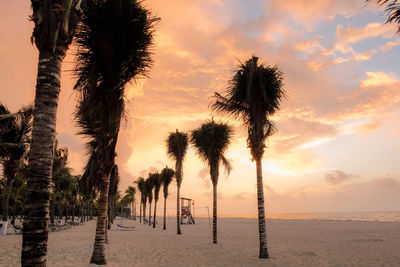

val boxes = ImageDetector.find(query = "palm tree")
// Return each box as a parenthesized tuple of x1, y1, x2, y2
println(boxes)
(145, 176, 154, 226)
(23, 1, 82, 265)
(108, 164, 120, 228)
(150, 172, 162, 228)
(161, 166, 174, 230)
(190, 120, 232, 244)
(135, 177, 146, 223)
(124, 186, 136, 217)
(0, 104, 33, 222)
(212, 56, 285, 258)
(74, 0, 156, 264)
(166, 130, 188, 235)
(367, 1, 400, 30)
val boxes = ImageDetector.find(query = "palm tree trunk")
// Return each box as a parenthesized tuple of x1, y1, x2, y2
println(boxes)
(256, 157, 269, 258)
(90, 173, 110, 265)
(22, 49, 65, 267)
(153, 200, 157, 228)
(176, 184, 181, 235)
(143, 202, 146, 224)
(148, 202, 152, 226)
(163, 196, 167, 230)
(1, 178, 13, 221)
(139, 199, 142, 223)
(212, 182, 217, 244)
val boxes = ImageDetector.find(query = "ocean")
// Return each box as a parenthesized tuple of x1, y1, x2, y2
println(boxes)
(266, 211, 400, 222)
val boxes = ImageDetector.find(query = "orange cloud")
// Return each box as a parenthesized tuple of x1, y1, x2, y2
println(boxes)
(336, 22, 397, 44)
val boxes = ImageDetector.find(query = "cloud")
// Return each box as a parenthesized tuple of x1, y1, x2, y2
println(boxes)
(372, 177, 400, 188)
(197, 167, 211, 189)
(233, 192, 248, 200)
(360, 72, 397, 88)
(268, 0, 362, 26)
(357, 121, 381, 134)
(273, 116, 339, 153)
(325, 170, 357, 185)
(336, 22, 396, 44)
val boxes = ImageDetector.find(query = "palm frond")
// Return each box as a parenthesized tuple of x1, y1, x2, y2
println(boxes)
(211, 56, 285, 159)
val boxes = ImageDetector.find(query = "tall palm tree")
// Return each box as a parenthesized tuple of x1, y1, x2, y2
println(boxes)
(212, 56, 285, 258)
(368, 1, 400, 30)
(108, 164, 120, 228)
(166, 130, 188, 235)
(74, 0, 156, 264)
(142, 183, 148, 224)
(135, 177, 146, 223)
(145, 176, 154, 226)
(150, 172, 162, 228)
(0, 104, 32, 222)
(161, 166, 174, 230)
(190, 120, 232, 244)
(23, 1, 82, 265)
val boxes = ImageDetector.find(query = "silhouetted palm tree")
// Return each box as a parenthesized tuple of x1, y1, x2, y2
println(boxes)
(166, 130, 188, 235)
(190, 120, 232, 244)
(23, 1, 82, 264)
(145, 176, 154, 226)
(0, 104, 32, 222)
(122, 185, 136, 218)
(368, 1, 400, 30)
(161, 167, 174, 230)
(135, 177, 146, 223)
(150, 172, 162, 228)
(74, 0, 156, 264)
(212, 56, 285, 258)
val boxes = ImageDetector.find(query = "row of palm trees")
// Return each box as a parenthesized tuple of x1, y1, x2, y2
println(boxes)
(164, 121, 233, 244)
(135, 167, 175, 229)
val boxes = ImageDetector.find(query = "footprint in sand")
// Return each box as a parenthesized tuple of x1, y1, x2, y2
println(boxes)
(300, 251, 317, 256)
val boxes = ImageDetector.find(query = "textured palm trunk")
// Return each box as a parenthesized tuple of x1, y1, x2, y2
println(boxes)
(212, 182, 217, 244)
(22, 49, 65, 267)
(71, 204, 75, 225)
(163, 196, 167, 230)
(143, 201, 146, 224)
(1, 177, 14, 221)
(90, 173, 110, 265)
(153, 199, 157, 228)
(139, 199, 142, 223)
(148, 202, 152, 226)
(176, 184, 181, 235)
(256, 157, 269, 258)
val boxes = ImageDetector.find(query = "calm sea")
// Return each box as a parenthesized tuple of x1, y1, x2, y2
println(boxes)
(266, 211, 400, 222)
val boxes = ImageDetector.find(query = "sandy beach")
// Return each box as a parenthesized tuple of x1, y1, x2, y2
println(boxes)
(1, 217, 399, 266)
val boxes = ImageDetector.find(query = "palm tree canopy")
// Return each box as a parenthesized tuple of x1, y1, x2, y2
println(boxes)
(190, 120, 233, 184)
(161, 167, 174, 198)
(0, 104, 33, 160)
(212, 56, 285, 159)
(0, 104, 33, 178)
(145, 176, 154, 203)
(123, 185, 136, 204)
(135, 177, 146, 199)
(368, 1, 400, 28)
(75, 0, 157, 95)
(149, 172, 162, 201)
(166, 130, 189, 163)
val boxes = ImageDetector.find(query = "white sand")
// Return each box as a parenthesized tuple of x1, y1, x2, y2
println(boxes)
(1, 217, 400, 266)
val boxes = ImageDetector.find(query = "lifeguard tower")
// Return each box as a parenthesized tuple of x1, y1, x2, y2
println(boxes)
(180, 197, 195, 224)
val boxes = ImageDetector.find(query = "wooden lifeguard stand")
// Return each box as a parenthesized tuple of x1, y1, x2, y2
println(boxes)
(180, 197, 195, 224)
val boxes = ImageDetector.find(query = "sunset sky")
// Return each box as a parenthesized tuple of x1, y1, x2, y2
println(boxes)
(1, 0, 400, 216)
